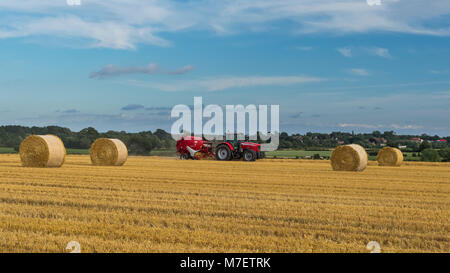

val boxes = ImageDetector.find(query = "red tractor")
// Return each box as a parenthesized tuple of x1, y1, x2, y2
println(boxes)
(176, 136, 265, 161)
(215, 140, 265, 161)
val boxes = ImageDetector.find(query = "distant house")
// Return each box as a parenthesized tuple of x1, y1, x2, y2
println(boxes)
(370, 137, 387, 146)
(437, 139, 447, 143)
(411, 137, 423, 143)
(398, 145, 407, 150)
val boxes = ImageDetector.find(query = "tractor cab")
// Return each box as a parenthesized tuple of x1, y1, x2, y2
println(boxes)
(230, 139, 242, 150)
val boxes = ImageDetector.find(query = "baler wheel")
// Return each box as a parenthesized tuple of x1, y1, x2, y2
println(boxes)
(180, 152, 191, 160)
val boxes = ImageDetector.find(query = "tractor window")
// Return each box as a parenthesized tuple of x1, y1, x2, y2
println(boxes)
(232, 140, 241, 149)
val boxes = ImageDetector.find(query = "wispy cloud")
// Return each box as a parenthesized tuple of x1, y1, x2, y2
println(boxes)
(339, 123, 382, 129)
(367, 47, 391, 58)
(165, 65, 195, 75)
(349, 68, 370, 76)
(90, 63, 194, 78)
(0, 16, 170, 49)
(1, 1, 450, 49)
(121, 104, 145, 111)
(339, 123, 422, 130)
(17, 110, 172, 132)
(339, 46, 392, 58)
(391, 124, 423, 130)
(126, 75, 324, 92)
(431, 91, 450, 99)
(430, 70, 450, 75)
(296, 46, 313, 51)
(290, 112, 303, 119)
(338, 47, 352, 57)
(56, 109, 80, 114)
(145, 106, 173, 111)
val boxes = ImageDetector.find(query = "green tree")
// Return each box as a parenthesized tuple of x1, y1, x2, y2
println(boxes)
(419, 141, 432, 152)
(386, 141, 398, 148)
(126, 135, 154, 155)
(80, 127, 100, 142)
(438, 148, 450, 162)
(420, 149, 441, 162)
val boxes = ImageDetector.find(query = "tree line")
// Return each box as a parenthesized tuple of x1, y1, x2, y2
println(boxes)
(0, 125, 174, 155)
(0, 126, 449, 160)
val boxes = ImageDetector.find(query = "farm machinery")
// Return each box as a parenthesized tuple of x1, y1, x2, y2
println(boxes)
(176, 136, 265, 161)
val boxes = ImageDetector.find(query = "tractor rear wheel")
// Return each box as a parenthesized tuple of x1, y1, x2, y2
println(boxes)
(243, 149, 256, 162)
(180, 152, 190, 160)
(216, 145, 232, 161)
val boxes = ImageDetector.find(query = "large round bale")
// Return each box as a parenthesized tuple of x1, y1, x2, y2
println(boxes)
(377, 147, 403, 166)
(330, 144, 368, 172)
(19, 135, 66, 167)
(90, 138, 128, 166)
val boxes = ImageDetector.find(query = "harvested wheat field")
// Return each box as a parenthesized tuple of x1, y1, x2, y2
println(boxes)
(0, 154, 448, 253)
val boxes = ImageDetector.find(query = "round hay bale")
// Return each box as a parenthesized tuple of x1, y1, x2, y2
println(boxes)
(19, 135, 66, 167)
(90, 138, 128, 166)
(377, 147, 403, 166)
(330, 144, 368, 172)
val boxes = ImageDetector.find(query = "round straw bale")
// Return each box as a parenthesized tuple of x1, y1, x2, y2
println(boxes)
(377, 147, 403, 166)
(330, 144, 368, 172)
(90, 138, 128, 166)
(19, 135, 66, 167)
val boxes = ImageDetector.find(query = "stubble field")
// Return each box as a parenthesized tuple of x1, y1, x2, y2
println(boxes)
(0, 154, 448, 253)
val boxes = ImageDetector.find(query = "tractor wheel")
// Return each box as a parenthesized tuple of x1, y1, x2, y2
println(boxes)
(258, 151, 266, 159)
(216, 145, 232, 161)
(243, 149, 256, 162)
(180, 152, 190, 160)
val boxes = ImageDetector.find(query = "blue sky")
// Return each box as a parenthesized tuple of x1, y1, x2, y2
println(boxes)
(0, 0, 449, 135)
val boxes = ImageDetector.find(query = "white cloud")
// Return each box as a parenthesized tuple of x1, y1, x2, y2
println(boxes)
(0, 0, 450, 49)
(90, 63, 194, 78)
(338, 47, 352, 57)
(368, 47, 391, 58)
(125, 75, 324, 92)
(338, 46, 392, 58)
(339, 123, 423, 130)
(391, 124, 423, 130)
(430, 70, 450, 75)
(349, 68, 370, 76)
(339, 123, 381, 129)
(0, 16, 170, 49)
(431, 91, 450, 99)
(296, 46, 313, 51)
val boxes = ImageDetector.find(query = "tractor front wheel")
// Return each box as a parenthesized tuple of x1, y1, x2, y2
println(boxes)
(216, 145, 232, 161)
(243, 149, 256, 162)
(258, 151, 266, 159)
